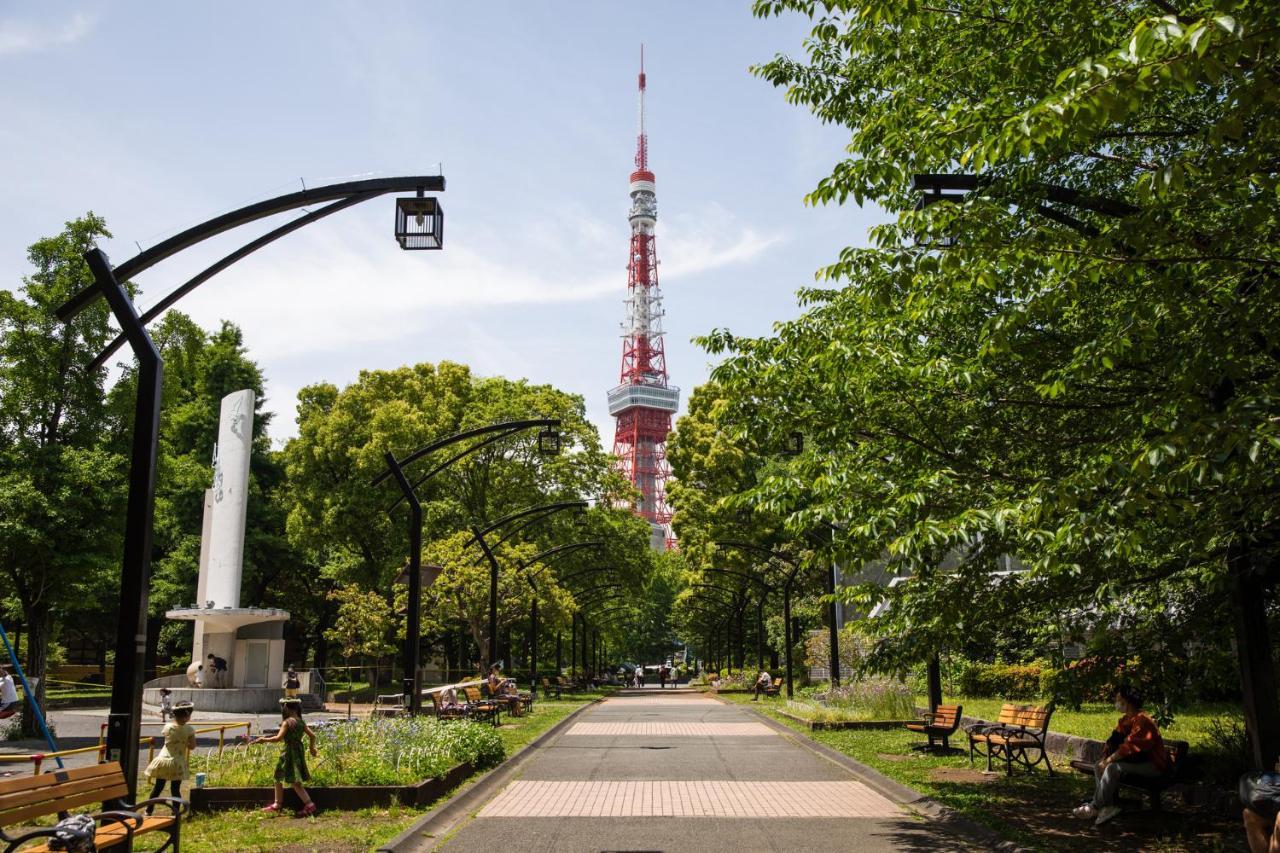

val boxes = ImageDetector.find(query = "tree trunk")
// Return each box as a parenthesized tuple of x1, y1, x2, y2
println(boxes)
(20, 606, 51, 738)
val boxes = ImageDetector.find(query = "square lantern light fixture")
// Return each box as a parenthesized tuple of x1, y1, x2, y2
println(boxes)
(395, 193, 443, 250)
(537, 426, 562, 456)
(781, 432, 804, 456)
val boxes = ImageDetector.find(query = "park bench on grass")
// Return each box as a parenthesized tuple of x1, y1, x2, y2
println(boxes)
(1069, 740, 1191, 811)
(462, 686, 502, 726)
(763, 678, 784, 698)
(905, 704, 963, 751)
(541, 678, 562, 699)
(0, 761, 187, 852)
(967, 703, 1055, 776)
(430, 690, 468, 722)
(372, 693, 407, 718)
(482, 683, 525, 717)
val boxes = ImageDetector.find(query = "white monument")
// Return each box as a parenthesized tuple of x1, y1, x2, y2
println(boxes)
(161, 389, 291, 709)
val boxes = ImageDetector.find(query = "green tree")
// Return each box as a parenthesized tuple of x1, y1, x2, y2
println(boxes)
(324, 584, 396, 715)
(699, 0, 1280, 751)
(0, 214, 126, 732)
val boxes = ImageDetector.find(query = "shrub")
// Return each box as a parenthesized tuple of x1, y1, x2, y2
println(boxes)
(196, 717, 504, 788)
(956, 661, 1043, 698)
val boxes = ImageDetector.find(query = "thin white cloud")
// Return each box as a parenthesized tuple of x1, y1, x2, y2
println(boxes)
(0, 12, 95, 57)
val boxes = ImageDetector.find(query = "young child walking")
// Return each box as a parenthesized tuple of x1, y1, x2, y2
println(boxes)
(253, 697, 318, 817)
(144, 700, 195, 808)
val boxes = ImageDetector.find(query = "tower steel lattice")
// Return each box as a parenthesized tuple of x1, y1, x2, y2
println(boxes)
(608, 49, 679, 551)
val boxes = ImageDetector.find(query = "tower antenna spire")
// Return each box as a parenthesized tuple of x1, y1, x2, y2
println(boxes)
(610, 49, 679, 551)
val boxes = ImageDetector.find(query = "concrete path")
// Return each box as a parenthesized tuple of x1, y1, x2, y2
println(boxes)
(438, 689, 956, 852)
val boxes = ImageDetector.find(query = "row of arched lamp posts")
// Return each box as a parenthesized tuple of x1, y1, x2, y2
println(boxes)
(52, 176, 446, 799)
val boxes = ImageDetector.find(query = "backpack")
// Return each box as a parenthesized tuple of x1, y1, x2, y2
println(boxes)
(47, 814, 96, 852)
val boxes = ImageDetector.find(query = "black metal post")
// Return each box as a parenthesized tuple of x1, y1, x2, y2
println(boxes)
(383, 453, 423, 715)
(87, 250, 161, 801)
(570, 614, 577, 681)
(473, 526, 502, 670)
(556, 632, 563, 676)
(826, 560, 841, 687)
(756, 596, 765, 672)
(783, 576, 795, 699)
(529, 595, 538, 695)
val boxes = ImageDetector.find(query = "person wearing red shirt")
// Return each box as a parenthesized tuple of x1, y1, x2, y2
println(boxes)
(1073, 685, 1170, 826)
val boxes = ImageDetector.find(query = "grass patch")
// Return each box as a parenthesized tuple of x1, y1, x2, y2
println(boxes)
(131, 694, 597, 851)
(733, 696, 1244, 852)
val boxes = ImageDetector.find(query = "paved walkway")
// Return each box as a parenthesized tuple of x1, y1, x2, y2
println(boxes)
(439, 689, 955, 852)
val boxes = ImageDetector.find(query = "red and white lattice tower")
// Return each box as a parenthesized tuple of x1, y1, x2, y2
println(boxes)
(609, 49, 679, 552)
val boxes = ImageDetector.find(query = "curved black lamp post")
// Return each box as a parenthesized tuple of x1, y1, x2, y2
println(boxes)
(371, 419, 561, 715)
(467, 501, 587, 669)
(54, 175, 444, 796)
(701, 567, 776, 671)
(520, 541, 605, 694)
(716, 541, 804, 698)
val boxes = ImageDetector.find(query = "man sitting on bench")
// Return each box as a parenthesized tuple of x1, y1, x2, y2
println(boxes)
(1072, 685, 1169, 826)
(752, 669, 772, 701)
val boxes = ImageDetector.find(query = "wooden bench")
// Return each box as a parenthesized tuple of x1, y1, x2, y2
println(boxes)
(462, 686, 502, 726)
(540, 678, 562, 699)
(1069, 740, 1190, 810)
(967, 703, 1055, 775)
(372, 693, 407, 718)
(0, 762, 187, 852)
(763, 679, 784, 698)
(482, 683, 525, 717)
(430, 690, 468, 722)
(905, 704, 963, 751)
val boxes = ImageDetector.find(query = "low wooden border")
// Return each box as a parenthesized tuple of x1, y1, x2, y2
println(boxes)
(188, 761, 474, 812)
(774, 711, 915, 731)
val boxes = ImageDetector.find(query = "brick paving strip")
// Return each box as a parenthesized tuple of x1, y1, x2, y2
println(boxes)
(564, 721, 775, 736)
(477, 780, 901, 818)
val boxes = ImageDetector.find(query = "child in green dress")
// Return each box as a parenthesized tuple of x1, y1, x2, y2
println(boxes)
(144, 701, 195, 808)
(253, 697, 318, 817)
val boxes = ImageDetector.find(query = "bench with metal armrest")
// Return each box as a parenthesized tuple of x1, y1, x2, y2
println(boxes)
(904, 704, 963, 751)
(966, 702, 1055, 775)
(0, 762, 188, 852)
(1069, 740, 1190, 810)
(462, 686, 502, 726)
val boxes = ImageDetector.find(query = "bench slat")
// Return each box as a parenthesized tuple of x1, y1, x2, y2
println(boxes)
(0, 774, 129, 814)
(0, 763, 122, 797)
(2, 784, 130, 826)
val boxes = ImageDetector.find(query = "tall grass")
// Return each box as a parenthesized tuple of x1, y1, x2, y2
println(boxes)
(785, 677, 915, 722)
(194, 718, 504, 787)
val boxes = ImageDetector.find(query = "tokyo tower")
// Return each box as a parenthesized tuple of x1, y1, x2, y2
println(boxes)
(608, 49, 679, 551)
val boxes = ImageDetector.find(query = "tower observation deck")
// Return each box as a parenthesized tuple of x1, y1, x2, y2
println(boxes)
(609, 49, 679, 551)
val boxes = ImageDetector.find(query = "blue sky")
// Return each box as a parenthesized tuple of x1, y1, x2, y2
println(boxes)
(0, 2, 880, 447)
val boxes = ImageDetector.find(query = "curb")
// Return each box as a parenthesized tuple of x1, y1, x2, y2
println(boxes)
(378, 697, 604, 852)
(716, 695, 1029, 853)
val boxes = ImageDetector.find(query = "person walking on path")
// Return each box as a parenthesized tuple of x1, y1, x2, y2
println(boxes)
(284, 665, 301, 699)
(658, 665, 667, 690)
(144, 701, 195, 811)
(254, 698, 318, 817)
(1072, 685, 1169, 826)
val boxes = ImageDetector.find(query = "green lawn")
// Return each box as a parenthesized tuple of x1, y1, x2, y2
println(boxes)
(729, 694, 1244, 852)
(130, 693, 602, 852)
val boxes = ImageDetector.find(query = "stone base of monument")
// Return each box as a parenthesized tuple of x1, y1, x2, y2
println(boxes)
(188, 761, 474, 811)
(143, 674, 323, 714)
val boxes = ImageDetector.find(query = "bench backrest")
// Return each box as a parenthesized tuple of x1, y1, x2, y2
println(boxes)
(0, 762, 128, 826)
(995, 703, 1052, 732)
(463, 686, 485, 703)
(932, 704, 962, 730)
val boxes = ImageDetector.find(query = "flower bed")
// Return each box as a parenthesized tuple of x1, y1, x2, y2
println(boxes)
(782, 677, 916, 724)
(195, 717, 504, 788)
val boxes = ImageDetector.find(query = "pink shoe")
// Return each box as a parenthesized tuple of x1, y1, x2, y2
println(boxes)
(261, 802, 281, 814)
(296, 802, 317, 818)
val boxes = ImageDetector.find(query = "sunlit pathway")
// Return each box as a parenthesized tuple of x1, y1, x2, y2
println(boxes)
(439, 690, 951, 852)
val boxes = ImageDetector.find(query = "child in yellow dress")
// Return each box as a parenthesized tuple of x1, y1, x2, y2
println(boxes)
(144, 701, 195, 806)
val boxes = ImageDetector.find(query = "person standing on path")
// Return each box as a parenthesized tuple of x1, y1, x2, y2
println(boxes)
(207, 653, 228, 688)
(144, 701, 195, 811)
(284, 665, 300, 699)
(254, 698, 318, 817)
